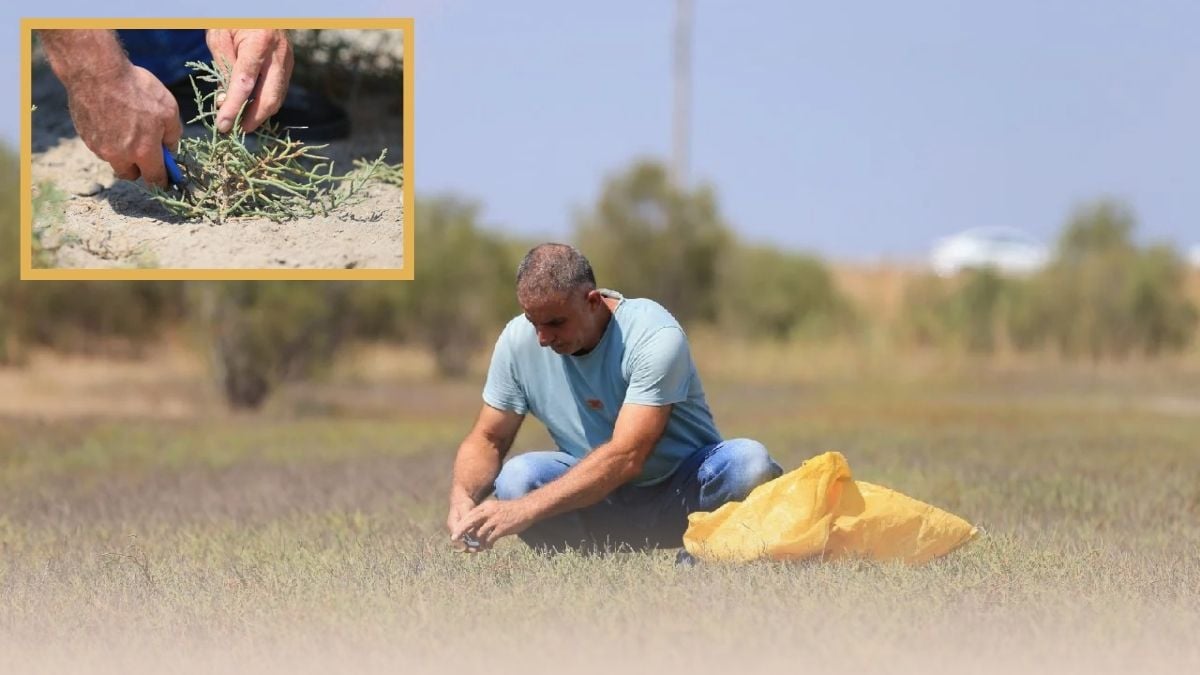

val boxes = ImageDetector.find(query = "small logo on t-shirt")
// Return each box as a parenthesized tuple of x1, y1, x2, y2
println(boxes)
(586, 398, 604, 411)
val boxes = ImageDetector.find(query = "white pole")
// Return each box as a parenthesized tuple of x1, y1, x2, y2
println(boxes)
(672, 0, 693, 188)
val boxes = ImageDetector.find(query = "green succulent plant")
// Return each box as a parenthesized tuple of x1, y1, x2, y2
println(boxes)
(146, 59, 386, 224)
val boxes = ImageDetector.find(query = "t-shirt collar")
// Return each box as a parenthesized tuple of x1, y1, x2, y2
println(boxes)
(598, 288, 625, 308)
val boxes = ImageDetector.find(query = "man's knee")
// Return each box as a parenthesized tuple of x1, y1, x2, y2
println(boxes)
(493, 452, 572, 501)
(493, 455, 540, 501)
(720, 438, 783, 498)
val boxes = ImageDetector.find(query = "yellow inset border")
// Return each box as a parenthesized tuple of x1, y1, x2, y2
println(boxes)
(20, 17, 414, 281)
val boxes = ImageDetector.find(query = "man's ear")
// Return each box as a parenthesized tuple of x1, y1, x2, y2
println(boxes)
(585, 288, 604, 308)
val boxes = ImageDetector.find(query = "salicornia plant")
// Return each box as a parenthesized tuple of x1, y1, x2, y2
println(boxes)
(146, 60, 386, 224)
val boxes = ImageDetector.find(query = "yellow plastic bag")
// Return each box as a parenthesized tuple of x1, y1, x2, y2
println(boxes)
(682, 451, 977, 564)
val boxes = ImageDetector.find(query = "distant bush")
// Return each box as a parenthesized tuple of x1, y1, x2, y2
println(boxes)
(1125, 246, 1200, 355)
(1056, 201, 1135, 261)
(717, 245, 855, 341)
(577, 160, 732, 325)
(23, 282, 185, 357)
(900, 268, 1021, 353)
(1, 145, 183, 363)
(198, 282, 352, 409)
(1022, 202, 1197, 358)
(0, 145, 19, 363)
(349, 195, 517, 378)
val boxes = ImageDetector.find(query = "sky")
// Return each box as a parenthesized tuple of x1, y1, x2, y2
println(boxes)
(7, 1, 1199, 260)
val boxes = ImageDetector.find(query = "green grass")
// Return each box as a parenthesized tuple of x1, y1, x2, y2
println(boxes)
(1, 369, 1197, 673)
(30, 179, 68, 268)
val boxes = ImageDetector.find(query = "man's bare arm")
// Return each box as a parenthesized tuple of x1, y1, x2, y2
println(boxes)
(518, 403, 669, 520)
(40, 30, 128, 86)
(451, 403, 671, 547)
(446, 404, 524, 537)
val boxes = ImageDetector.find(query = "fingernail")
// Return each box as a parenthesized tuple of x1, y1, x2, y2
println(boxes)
(217, 118, 232, 133)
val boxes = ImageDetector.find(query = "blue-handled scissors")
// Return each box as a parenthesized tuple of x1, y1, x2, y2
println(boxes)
(163, 144, 186, 186)
(163, 145, 193, 199)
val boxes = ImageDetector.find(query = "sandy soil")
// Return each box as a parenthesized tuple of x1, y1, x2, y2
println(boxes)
(30, 61, 403, 270)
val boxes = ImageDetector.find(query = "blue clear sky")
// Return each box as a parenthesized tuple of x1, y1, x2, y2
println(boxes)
(8, 1, 1198, 259)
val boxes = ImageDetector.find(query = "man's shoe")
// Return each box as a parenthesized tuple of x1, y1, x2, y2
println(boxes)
(674, 549, 699, 568)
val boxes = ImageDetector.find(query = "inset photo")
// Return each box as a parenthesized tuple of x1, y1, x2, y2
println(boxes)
(21, 19, 412, 280)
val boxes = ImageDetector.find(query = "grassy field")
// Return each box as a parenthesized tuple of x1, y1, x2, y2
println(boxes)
(1, 342, 1199, 674)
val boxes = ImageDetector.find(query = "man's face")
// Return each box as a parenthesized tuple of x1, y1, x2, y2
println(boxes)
(520, 288, 602, 356)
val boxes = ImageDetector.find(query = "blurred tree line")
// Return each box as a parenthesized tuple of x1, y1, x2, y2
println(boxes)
(903, 201, 1198, 359)
(4, 146, 1198, 409)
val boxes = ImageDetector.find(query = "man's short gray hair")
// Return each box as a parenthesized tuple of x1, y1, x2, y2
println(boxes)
(516, 243, 597, 301)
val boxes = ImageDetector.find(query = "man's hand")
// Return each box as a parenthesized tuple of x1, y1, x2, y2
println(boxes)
(206, 29, 293, 134)
(446, 489, 480, 551)
(446, 405, 525, 553)
(41, 30, 182, 188)
(69, 65, 183, 187)
(450, 499, 536, 551)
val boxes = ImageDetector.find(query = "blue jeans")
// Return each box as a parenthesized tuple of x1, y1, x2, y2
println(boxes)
(116, 30, 211, 85)
(493, 439, 783, 552)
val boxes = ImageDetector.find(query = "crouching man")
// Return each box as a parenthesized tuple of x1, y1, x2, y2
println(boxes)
(446, 243, 782, 553)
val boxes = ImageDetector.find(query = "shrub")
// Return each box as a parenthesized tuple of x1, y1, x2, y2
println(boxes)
(347, 195, 517, 378)
(198, 282, 352, 409)
(900, 268, 1020, 353)
(0, 145, 20, 363)
(717, 245, 855, 341)
(576, 160, 732, 325)
(1021, 201, 1197, 359)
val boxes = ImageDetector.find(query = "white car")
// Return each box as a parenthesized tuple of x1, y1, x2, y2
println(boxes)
(930, 227, 1050, 277)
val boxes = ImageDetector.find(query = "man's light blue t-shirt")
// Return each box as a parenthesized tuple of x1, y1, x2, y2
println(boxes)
(482, 290, 722, 486)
